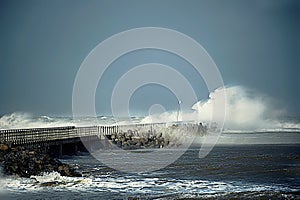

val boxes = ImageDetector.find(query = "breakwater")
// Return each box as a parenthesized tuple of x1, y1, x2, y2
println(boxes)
(0, 122, 206, 154)
(0, 144, 81, 178)
(0, 122, 206, 177)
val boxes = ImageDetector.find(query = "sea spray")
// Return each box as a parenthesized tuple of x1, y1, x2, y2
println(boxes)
(0, 112, 74, 129)
(0, 85, 299, 132)
(195, 86, 270, 130)
(0, 166, 4, 188)
(142, 85, 299, 132)
(194, 86, 299, 132)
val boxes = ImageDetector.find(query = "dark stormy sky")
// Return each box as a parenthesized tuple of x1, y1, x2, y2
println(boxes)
(0, 0, 299, 117)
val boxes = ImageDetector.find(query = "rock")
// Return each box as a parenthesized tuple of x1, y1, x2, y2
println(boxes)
(126, 130, 133, 138)
(57, 164, 75, 177)
(40, 181, 60, 187)
(0, 144, 9, 151)
(36, 160, 42, 164)
(109, 129, 182, 150)
(0, 144, 81, 178)
(157, 132, 162, 138)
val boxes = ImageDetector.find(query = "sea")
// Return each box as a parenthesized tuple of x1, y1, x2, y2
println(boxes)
(0, 113, 299, 199)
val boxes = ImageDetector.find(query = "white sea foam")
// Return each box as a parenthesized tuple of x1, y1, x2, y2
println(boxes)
(0, 113, 117, 130)
(0, 113, 74, 129)
(142, 85, 300, 132)
(0, 172, 294, 198)
(0, 85, 299, 132)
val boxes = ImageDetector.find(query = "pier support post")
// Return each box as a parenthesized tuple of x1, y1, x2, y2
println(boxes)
(58, 144, 63, 158)
(74, 143, 78, 155)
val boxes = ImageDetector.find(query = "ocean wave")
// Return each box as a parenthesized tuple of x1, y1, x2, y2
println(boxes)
(142, 85, 300, 133)
(1, 172, 297, 199)
(0, 86, 299, 133)
(0, 113, 74, 130)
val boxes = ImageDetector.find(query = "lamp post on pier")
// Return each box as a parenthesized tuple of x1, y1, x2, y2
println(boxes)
(177, 100, 182, 122)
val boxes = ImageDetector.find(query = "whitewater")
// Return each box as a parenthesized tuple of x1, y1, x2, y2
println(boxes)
(1, 144, 299, 199)
(0, 85, 299, 199)
(1, 86, 299, 133)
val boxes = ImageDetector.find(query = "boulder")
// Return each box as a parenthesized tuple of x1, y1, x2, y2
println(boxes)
(0, 144, 9, 151)
(0, 144, 81, 178)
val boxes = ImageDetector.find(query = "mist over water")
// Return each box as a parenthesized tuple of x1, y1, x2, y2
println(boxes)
(143, 86, 300, 132)
(0, 85, 299, 133)
(194, 85, 289, 131)
(0, 113, 74, 129)
(0, 86, 299, 198)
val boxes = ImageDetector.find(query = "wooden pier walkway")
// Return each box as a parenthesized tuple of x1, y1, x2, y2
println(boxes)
(0, 122, 202, 157)
(0, 122, 194, 146)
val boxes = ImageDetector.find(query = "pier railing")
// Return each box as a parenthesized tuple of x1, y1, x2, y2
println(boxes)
(0, 126, 77, 145)
(0, 122, 200, 145)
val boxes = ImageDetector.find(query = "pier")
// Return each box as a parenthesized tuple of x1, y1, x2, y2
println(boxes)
(0, 122, 203, 157)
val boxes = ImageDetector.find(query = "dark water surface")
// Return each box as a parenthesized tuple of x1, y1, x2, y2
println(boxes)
(1, 144, 300, 199)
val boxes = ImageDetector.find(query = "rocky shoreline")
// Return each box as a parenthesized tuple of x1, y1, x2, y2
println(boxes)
(109, 123, 205, 150)
(110, 131, 167, 150)
(0, 144, 81, 178)
(0, 124, 206, 178)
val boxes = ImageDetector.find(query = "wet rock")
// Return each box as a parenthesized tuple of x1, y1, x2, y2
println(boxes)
(57, 164, 80, 177)
(110, 131, 169, 150)
(0, 145, 81, 178)
(157, 132, 162, 138)
(0, 144, 9, 151)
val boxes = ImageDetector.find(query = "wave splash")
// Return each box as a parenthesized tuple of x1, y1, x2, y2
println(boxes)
(0, 113, 124, 129)
(0, 85, 299, 132)
(142, 85, 300, 132)
(0, 113, 74, 130)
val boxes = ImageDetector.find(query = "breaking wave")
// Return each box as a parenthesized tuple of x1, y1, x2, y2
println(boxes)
(1, 171, 296, 199)
(142, 85, 300, 132)
(0, 113, 74, 129)
(0, 85, 299, 132)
